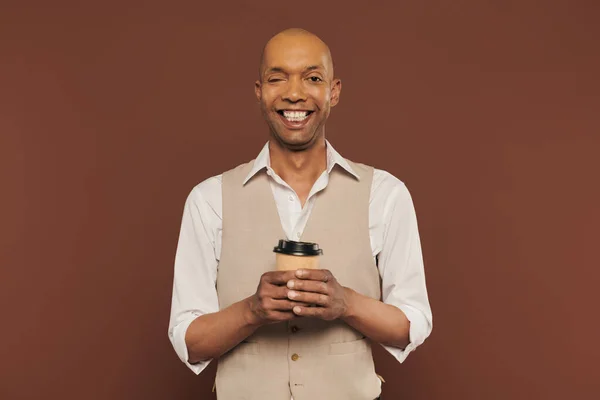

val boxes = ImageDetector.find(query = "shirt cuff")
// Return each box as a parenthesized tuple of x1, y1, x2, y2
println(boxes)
(380, 304, 431, 363)
(169, 317, 213, 375)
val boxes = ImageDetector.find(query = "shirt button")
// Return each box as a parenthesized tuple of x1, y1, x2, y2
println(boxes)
(291, 353, 299, 361)
(296, 232, 301, 238)
(290, 326, 299, 333)
(288, 195, 294, 202)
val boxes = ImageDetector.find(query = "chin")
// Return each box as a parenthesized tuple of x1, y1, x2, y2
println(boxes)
(275, 131, 318, 149)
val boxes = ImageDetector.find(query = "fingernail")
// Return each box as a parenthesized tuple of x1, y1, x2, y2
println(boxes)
(288, 290, 297, 299)
(293, 306, 302, 314)
(296, 269, 304, 277)
(287, 280, 295, 288)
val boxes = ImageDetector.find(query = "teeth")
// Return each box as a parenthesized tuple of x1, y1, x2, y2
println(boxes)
(282, 110, 309, 122)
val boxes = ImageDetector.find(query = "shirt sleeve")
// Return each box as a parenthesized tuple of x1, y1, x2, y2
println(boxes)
(168, 178, 222, 375)
(375, 173, 433, 363)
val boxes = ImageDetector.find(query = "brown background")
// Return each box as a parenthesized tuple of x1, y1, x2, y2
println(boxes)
(1, 1, 599, 399)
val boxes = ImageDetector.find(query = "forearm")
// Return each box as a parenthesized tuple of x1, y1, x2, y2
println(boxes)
(185, 297, 258, 363)
(341, 287, 411, 349)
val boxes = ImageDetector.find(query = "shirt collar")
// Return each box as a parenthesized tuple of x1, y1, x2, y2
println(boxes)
(243, 140, 359, 185)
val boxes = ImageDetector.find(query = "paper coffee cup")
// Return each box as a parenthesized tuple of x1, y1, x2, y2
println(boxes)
(273, 239, 323, 271)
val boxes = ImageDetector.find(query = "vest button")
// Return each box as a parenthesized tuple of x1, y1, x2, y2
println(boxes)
(291, 353, 299, 361)
(290, 326, 299, 333)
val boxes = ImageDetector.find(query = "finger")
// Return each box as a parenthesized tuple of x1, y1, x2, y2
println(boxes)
(261, 284, 315, 301)
(287, 290, 330, 306)
(263, 270, 298, 285)
(294, 269, 333, 282)
(269, 299, 313, 310)
(264, 285, 293, 300)
(266, 310, 297, 322)
(286, 279, 329, 294)
(292, 305, 330, 319)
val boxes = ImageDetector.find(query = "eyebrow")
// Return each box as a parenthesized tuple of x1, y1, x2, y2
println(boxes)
(305, 65, 324, 72)
(265, 67, 286, 75)
(265, 65, 325, 75)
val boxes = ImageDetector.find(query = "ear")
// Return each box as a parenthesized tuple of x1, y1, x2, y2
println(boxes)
(255, 80, 262, 101)
(330, 78, 342, 107)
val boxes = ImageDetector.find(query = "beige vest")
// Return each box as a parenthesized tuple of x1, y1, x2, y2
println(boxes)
(215, 159, 382, 400)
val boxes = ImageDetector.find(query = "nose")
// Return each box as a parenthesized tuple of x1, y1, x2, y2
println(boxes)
(282, 76, 307, 103)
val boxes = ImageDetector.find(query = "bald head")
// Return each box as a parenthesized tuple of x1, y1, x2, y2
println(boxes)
(254, 28, 342, 150)
(259, 28, 334, 81)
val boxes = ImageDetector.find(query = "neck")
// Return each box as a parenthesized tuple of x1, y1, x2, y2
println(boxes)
(269, 137, 328, 187)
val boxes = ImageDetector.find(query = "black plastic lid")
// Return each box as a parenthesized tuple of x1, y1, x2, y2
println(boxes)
(273, 239, 323, 256)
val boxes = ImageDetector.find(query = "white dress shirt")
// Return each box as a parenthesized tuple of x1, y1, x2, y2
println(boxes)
(168, 140, 433, 378)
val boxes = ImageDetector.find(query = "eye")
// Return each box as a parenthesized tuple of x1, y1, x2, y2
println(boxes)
(267, 76, 286, 83)
(308, 76, 323, 83)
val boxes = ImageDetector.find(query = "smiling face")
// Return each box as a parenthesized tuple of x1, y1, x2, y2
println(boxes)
(255, 30, 341, 151)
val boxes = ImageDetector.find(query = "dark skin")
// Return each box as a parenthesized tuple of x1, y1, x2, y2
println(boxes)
(185, 29, 410, 364)
(255, 28, 340, 206)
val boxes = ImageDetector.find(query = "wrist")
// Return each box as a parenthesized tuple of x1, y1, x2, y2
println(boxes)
(242, 296, 262, 327)
(342, 287, 358, 320)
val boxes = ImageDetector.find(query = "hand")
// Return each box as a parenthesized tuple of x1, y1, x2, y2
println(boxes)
(285, 269, 353, 321)
(245, 270, 312, 326)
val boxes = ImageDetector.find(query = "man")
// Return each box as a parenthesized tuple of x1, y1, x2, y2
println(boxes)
(168, 28, 433, 400)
